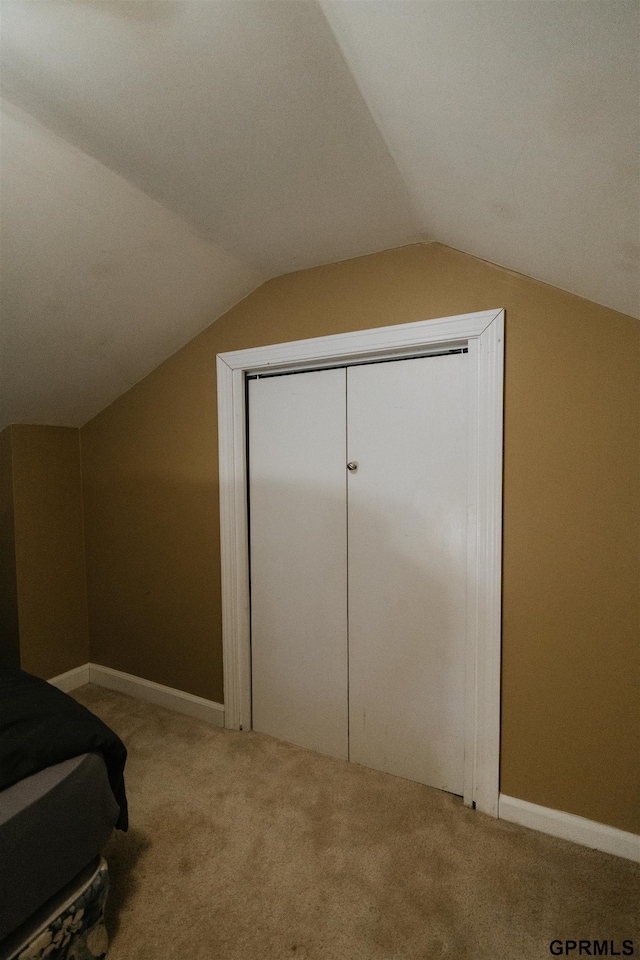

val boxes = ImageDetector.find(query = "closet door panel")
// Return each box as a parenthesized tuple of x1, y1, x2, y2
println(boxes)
(347, 353, 468, 793)
(249, 369, 348, 759)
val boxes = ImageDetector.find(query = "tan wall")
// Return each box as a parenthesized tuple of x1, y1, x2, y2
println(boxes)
(0, 427, 20, 668)
(11, 425, 90, 678)
(81, 243, 640, 833)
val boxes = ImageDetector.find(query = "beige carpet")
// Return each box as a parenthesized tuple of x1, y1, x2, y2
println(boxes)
(71, 685, 639, 960)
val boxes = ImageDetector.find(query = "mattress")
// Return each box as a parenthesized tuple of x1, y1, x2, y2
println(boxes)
(0, 752, 119, 943)
(0, 856, 109, 960)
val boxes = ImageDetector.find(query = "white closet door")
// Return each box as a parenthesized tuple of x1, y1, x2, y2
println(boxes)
(347, 353, 468, 794)
(248, 368, 348, 759)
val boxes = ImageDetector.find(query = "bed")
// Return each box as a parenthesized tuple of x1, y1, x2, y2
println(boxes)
(0, 670, 128, 960)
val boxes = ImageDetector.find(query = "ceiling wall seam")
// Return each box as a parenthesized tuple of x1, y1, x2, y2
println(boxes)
(317, 1, 427, 242)
(439, 243, 640, 321)
(77, 272, 269, 431)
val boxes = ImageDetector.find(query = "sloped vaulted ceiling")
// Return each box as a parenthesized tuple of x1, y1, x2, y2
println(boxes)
(1, 1, 638, 429)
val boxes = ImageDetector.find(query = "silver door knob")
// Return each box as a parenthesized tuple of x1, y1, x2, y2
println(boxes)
(347, 461, 358, 472)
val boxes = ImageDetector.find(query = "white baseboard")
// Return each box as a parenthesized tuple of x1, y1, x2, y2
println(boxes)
(89, 664, 225, 727)
(48, 663, 91, 692)
(499, 794, 640, 863)
(47, 670, 637, 861)
(48, 662, 225, 728)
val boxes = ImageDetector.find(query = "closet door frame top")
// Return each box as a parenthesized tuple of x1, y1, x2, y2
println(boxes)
(217, 309, 504, 817)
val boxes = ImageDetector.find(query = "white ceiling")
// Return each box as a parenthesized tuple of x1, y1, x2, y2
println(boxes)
(321, 1, 639, 316)
(1, 1, 638, 430)
(0, 101, 264, 427)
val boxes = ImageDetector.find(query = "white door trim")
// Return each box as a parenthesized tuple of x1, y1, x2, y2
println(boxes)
(217, 308, 504, 817)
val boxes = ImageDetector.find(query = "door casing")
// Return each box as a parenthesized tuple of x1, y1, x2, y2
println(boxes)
(217, 309, 504, 816)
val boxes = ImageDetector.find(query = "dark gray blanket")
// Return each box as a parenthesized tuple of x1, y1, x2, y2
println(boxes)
(0, 668, 128, 830)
